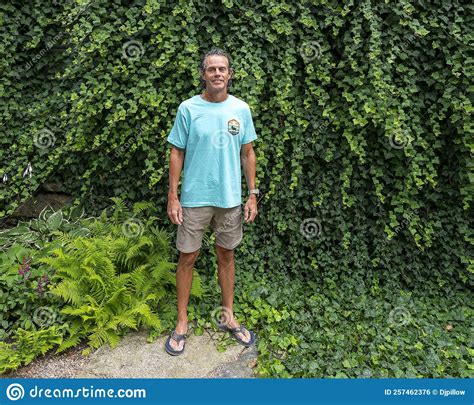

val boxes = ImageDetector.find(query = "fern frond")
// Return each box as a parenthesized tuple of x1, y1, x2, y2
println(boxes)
(150, 259, 175, 283)
(129, 302, 161, 329)
(50, 280, 83, 306)
(108, 313, 138, 330)
(191, 271, 203, 297)
(132, 201, 155, 215)
(125, 236, 153, 263)
(88, 328, 109, 349)
(109, 237, 131, 268)
(149, 227, 172, 258)
(104, 287, 128, 311)
(55, 334, 82, 354)
(127, 265, 149, 291)
(106, 330, 121, 348)
(61, 304, 96, 317)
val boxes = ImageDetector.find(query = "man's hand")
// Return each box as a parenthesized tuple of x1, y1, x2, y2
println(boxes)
(168, 195, 183, 225)
(244, 195, 258, 223)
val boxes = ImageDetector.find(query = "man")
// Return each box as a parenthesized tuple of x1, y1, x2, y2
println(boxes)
(165, 48, 259, 355)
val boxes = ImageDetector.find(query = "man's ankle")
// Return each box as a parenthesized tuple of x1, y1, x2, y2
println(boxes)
(176, 320, 188, 332)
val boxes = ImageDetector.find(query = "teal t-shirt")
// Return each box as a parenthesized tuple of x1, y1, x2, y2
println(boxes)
(167, 94, 258, 208)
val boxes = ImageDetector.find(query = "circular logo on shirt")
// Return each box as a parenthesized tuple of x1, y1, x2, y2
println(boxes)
(228, 118, 240, 135)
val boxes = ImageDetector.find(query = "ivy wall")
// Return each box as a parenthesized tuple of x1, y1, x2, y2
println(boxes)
(1, 0, 472, 285)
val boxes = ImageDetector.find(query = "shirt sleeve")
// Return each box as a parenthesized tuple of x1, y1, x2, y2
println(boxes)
(241, 105, 258, 145)
(167, 105, 189, 149)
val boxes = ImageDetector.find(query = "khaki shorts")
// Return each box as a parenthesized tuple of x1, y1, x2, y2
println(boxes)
(176, 205, 243, 253)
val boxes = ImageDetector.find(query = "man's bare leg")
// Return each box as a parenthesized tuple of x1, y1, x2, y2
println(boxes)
(215, 244, 251, 342)
(169, 249, 200, 351)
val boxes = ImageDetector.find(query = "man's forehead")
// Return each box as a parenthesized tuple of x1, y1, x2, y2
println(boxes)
(204, 55, 229, 68)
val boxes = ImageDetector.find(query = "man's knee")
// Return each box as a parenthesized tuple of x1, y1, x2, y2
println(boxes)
(178, 248, 200, 266)
(215, 244, 234, 261)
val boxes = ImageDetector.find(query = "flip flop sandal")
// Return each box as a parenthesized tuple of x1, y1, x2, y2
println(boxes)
(218, 324, 256, 347)
(165, 330, 187, 356)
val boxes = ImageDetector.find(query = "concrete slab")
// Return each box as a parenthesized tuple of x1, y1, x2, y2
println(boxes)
(7, 329, 258, 379)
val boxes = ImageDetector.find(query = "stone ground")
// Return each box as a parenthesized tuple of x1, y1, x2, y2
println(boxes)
(3, 328, 258, 379)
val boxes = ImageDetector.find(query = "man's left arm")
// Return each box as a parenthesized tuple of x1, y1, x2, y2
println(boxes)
(240, 142, 258, 223)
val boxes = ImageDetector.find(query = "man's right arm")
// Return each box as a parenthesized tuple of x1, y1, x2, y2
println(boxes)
(167, 145, 185, 225)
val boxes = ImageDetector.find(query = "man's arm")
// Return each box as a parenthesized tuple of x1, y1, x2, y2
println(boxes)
(240, 142, 258, 223)
(168, 145, 185, 225)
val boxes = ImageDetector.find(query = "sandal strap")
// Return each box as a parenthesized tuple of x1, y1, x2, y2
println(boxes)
(170, 330, 186, 342)
(230, 325, 247, 334)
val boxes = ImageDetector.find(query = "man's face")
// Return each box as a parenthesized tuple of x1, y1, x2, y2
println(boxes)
(201, 55, 232, 92)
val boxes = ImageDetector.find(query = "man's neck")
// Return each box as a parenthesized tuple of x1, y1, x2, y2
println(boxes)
(201, 90, 229, 103)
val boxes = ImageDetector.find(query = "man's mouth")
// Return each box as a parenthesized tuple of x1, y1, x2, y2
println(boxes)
(212, 80, 223, 83)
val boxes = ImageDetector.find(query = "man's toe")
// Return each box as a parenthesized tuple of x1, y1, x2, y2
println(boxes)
(237, 330, 250, 343)
(170, 338, 183, 351)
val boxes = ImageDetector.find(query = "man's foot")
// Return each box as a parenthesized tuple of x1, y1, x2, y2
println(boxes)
(223, 317, 252, 344)
(168, 323, 188, 351)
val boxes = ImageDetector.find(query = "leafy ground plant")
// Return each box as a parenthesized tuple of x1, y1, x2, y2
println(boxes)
(0, 198, 201, 372)
(37, 198, 202, 356)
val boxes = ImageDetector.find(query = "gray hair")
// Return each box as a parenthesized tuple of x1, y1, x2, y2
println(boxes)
(199, 47, 233, 89)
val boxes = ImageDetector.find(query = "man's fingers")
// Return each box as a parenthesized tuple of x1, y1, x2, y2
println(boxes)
(171, 211, 179, 225)
(251, 210, 258, 222)
(248, 209, 257, 223)
(177, 207, 183, 224)
(244, 205, 250, 222)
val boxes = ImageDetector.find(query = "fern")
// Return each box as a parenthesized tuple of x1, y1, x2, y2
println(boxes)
(50, 279, 83, 306)
(0, 326, 65, 374)
(39, 219, 189, 355)
(132, 201, 155, 216)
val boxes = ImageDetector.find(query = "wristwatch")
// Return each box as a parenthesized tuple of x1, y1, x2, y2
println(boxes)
(249, 188, 260, 196)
